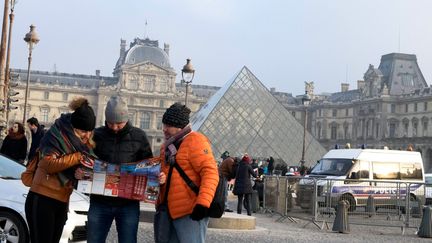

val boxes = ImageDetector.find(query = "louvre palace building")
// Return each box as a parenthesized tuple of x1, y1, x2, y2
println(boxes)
(9, 37, 218, 153)
(7, 36, 432, 171)
(279, 53, 432, 172)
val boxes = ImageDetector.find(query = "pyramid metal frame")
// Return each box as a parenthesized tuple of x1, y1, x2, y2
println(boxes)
(191, 66, 327, 166)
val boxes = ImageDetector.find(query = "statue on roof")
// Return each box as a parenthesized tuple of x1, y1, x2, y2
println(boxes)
(381, 83, 389, 96)
(305, 81, 314, 96)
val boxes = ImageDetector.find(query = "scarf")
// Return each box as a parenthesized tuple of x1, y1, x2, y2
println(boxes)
(39, 113, 95, 186)
(164, 124, 192, 165)
(6, 128, 25, 140)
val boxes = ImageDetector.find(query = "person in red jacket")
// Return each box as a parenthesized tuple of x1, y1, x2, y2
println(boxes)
(156, 103, 219, 243)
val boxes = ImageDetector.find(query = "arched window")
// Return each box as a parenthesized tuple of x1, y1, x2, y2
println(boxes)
(330, 122, 338, 140)
(316, 122, 321, 139)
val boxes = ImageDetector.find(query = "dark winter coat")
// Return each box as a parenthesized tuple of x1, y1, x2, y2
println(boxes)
(91, 121, 153, 206)
(268, 157, 274, 173)
(233, 160, 257, 195)
(0, 132, 27, 162)
(28, 126, 45, 161)
(219, 156, 235, 180)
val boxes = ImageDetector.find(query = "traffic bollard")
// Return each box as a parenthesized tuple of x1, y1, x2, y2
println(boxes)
(332, 200, 350, 233)
(366, 195, 376, 217)
(418, 206, 432, 238)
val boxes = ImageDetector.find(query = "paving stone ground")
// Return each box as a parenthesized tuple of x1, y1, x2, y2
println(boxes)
(105, 192, 431, 242)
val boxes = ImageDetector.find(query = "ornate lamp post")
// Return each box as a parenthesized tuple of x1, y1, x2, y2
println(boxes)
(4, 0, 16, 124)
(0, 0, 11, 134)
(300, 91, 311, 168)
(181, 58, 195, 107)
(22, 24, 39, 124)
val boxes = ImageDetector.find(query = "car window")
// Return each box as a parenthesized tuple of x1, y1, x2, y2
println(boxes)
(426, 175, 432, 184)
(0, 155, 26, 179)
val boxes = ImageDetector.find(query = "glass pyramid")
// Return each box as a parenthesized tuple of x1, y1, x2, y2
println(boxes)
(191, 66, 327, 167)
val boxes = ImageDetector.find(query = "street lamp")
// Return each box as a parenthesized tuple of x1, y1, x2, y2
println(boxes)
(4, 0, 17, 124)
(23, 24, 39, 124)
(181, 58, 195, 107)
(300, 90, 311, 169)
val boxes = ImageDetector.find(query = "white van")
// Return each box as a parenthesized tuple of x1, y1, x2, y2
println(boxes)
(297, 148, 424, 211)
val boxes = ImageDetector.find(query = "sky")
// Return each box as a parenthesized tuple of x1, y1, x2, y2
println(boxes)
(4, 0, 432, 96)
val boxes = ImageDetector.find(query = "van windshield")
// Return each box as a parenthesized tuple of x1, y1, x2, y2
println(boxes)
(310, 159, 353, 176)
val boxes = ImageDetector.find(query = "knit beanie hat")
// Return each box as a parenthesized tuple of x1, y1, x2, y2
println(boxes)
(162, 102, 191, 128)
(242, 154, 251, 163)
(70, 98, 96, 131)
(105, 96, 129, 123)
(221, 151, 230, 159)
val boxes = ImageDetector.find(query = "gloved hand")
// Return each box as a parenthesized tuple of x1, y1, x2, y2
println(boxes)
(190, 204, 209, 221)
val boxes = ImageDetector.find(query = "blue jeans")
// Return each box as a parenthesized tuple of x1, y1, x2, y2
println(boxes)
(87, 200, 140, 243)
(168, 215, 209, 243)
(224, 177, 230, 209)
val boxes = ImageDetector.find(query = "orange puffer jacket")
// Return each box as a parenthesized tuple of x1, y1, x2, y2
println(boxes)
(159, 131, 219, 220)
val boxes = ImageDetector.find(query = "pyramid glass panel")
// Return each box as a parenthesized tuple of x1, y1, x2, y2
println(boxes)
(191, 67, 327, 167)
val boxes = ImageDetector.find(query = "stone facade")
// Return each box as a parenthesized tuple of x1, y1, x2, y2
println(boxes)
(282, 53, 432, 173)
(7, 43, 432, 172)
(8, 37, 213, 154)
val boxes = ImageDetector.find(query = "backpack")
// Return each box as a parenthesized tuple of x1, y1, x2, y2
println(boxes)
(173, 162, 227, 218)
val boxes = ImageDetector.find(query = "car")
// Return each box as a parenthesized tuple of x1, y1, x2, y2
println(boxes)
(426, 173, 432, 205)
(0, 154, 89, 243)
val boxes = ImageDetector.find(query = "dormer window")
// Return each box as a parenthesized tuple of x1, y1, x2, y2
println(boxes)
(401, 73, 414, 86)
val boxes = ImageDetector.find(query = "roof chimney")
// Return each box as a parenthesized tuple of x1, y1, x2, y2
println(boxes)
(270, 87, 276, 92)
(95, 70, 100, 77)
(341, 83, 349, 92)
(120, 39, 126, 57)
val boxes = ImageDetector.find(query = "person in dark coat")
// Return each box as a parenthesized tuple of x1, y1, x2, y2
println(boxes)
(84, 96, 153, 243)
(26, 117, 45, 161)
(233, 154, 257, 215)
(267, 156, 274, 175)
(219, 151, 235, 212)
(0, 122, 27, 163)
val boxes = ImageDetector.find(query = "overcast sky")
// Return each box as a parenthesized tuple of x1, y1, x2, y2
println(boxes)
(5, 0, 432, 96)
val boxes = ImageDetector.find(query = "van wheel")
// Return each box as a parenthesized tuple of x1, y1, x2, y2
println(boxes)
(401, 194, 418, 214)
(340, 194, 356, 211)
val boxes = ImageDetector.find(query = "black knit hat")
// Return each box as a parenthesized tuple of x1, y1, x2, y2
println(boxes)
(71, 102, 96, 131)
(162, 103, 191, 128)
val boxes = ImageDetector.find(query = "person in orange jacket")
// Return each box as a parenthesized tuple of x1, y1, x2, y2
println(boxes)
(156, 103, 219, 243)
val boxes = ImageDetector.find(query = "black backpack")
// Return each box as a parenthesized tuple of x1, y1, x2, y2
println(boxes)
(173, 162, 227, 218)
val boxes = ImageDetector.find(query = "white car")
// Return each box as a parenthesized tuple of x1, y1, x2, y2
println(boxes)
(0, 154, 89, 243)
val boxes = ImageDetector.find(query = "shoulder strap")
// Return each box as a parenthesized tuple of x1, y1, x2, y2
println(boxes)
(162, 164, 174, 204)
(173, 163, 199, 195)
(166, 141, 200, 195)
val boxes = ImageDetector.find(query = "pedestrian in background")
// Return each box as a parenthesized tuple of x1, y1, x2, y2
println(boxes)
(233, 154, 257, 216)
(85, 96, 153, 243)
(156, 103, 219, 242)
(26, 117, 45, 161)
(219, 151, 235, 212)
(0, 122, 27, 163)
(24, 97, 96, 243)
(267, 156, 274, 175)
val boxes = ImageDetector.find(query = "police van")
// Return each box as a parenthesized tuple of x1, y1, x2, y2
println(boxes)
(297, 148, 424, 211)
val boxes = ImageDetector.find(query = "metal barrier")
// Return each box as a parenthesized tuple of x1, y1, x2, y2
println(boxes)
(263, 176, 427, 234)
